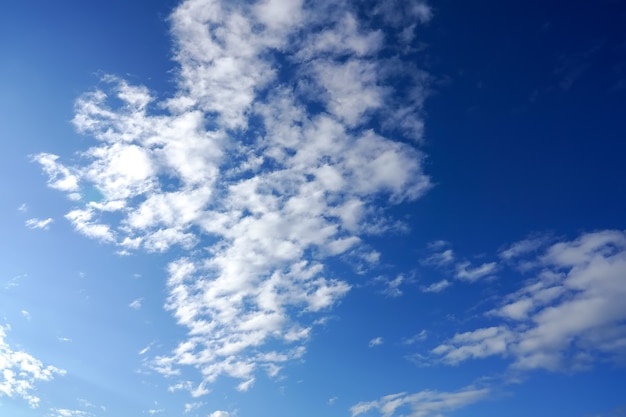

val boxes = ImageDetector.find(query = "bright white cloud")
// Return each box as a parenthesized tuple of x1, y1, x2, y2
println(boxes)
(36, 0, 430, 396)
(0, 325, 66, 407)
(25, 217, 54, 230)
(432, 230, 626, 371)
(350, 385, 489, 417)
(209, 411, 230, 417)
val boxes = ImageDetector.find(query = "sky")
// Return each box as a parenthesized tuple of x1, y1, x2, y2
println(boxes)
(1, 0, 626, 416)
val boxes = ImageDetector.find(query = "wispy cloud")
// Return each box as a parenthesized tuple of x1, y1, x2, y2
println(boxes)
(129, 298, 143, 310)
(432, 230, 626, 371)
(369, 337, 384, 347)
(25, 217, 54, 230)
(403, 330, 428, 345)
(36, 0, 432, 396)
(422, 248, 455, 267)
(350, 385, 489, 417)
(0, 325, 66, 407)
(421, 279, 450, 293)
(184, 402, 205, 413)
(499, 235, 549, 260)
(455, 261, 497, 282)
(49, 409, 94, 417)
(3, 274, 27, 290)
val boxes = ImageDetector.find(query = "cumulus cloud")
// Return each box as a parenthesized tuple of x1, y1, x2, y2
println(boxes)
(350, 385, 489, 417)
(432, 230, 626, 371)
(36, 0, 431, 396)
(0, 325, 66, 407)
(209, 411, 230, 417)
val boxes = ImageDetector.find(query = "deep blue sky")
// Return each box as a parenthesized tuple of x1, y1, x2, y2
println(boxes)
(1, 1, 625, 417)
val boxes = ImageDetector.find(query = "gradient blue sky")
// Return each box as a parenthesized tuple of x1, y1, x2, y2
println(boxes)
(2, 1, 626, 417)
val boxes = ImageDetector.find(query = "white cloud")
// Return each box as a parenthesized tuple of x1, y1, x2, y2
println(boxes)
(49, 409, 94, 417)
(369, 337, 384, 347)
(421, 279, 450, 293)
(376, 275, 405, 297)
(455, 261, 497, 282)
(209, 411, 230, 417)
(138, 342, 153, 355)
(25, 217, 54, 230)
(432, 230, 626, 371)
(0, 325, 66, 407)
(21, 310, 31, 320)
(36, 0, 431, 395)
(18, 203, 28, 212)
(184, 401, 204, 413)
(32, 153, 80, 195)
(403, 330, 428, 345)
(129, 298, 143, 310)
(4, 274, 26, 290)
(423, 249, 454, 267)
(350, 385, 489, 417)
(499, 235, 549, 260)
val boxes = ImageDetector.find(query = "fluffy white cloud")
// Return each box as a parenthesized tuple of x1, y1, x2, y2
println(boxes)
(432, 230, 626, 371)
(209, 411, 230, 417)
(350, 385, 489, 417)
(36, 0, 430, 395)
(0, 325, 66, 407)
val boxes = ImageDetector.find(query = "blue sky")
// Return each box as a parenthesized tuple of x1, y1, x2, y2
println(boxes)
(1, 1, 626, 416)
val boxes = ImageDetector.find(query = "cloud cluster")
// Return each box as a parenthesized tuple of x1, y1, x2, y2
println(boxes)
(432, 230, 626, 371)
(36, 0, 432, 395)
(0, 325, 66, 407)
(420, 241, 498, 291)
